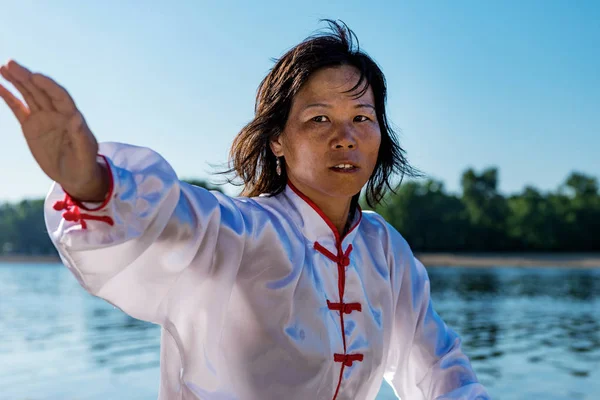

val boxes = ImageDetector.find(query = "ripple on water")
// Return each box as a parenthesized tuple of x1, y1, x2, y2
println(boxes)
(1, 263, 599, 399)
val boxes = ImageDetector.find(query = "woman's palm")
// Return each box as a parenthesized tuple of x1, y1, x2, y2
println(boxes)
(0, 60, 100, 192)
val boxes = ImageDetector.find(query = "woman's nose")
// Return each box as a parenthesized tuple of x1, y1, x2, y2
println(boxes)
(333, 124, 357, 149)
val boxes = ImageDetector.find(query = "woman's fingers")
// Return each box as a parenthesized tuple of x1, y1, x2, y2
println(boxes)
(0, 79, 29, 124)
(0, 65, 40, 112)
(5, 60, 55, 111)
(30, 73, 77, 114)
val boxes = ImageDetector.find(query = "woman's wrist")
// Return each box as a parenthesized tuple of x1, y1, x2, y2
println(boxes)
(62, 162, 110, 203)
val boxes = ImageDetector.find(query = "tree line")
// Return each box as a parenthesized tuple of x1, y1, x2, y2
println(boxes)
(1, 171, 598, 256)
(371, 168, 599, 252)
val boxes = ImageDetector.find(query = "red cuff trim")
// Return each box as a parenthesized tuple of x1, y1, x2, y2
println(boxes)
(53, 154, 115, 229)
(53, 196, 114, 229)
(62, 154, 114, 211)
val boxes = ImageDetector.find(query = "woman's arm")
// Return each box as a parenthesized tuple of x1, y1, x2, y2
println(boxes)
(0, 60, 249, 327)
(45, 141, 249, 326)
(384, 245, 489, 399)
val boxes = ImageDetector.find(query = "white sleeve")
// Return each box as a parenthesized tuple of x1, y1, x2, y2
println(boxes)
(384, 255, 490, 399)
(45, 141, 247, 326)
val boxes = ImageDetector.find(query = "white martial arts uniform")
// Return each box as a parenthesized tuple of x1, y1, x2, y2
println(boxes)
(45, 142, 490, 400)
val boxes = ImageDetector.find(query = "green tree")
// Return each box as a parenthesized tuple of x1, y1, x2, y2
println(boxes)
(506, 187, 559, 250)
(556, 172, 600, 251)
(460, 167, 510, 251)
(0, 199, 56, 255)
(377, 179, 469, 251)
(1, 170, 598, 256)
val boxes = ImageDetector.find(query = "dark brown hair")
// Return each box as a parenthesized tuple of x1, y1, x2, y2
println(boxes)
(225, 19, 419, 208)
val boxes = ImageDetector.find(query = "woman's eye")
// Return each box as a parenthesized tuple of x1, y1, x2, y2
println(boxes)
(354, 115, 371, 122)
(312, 116, 329, 123)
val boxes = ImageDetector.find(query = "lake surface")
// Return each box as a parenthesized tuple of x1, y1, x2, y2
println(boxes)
(1, 262, 599, 400)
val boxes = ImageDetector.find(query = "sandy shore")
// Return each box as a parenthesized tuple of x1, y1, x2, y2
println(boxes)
(416, 253, 600, 268)
(0, 254, 61, 263)
(1, 253, 600, 268)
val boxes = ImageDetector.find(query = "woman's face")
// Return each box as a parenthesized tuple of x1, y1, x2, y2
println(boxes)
(271, 65, 381, 203)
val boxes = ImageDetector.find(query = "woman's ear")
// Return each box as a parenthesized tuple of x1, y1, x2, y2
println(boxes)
(270, 135, 284, 157)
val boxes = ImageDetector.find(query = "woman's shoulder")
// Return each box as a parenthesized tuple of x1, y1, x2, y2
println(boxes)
(230, 191, 285, 214)
(214, 190, 297, 228)
(360, 210, 410, 246)
(359, 210, 414, 267)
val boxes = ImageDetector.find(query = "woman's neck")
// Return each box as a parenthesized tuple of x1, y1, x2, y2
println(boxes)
(287, 179, 354, 237)
(318, 197, 352, 237)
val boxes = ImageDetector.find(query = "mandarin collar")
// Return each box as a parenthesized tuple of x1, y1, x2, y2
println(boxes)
(282, 182, 362, 252)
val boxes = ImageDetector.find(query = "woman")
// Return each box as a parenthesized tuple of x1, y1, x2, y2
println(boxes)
(0, 21, 489, 400)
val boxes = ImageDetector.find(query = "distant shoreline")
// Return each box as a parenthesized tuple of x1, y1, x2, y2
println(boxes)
(415, 253, 600, 268)
(1, 253, 600, 268)
(0, 254, 61, 263)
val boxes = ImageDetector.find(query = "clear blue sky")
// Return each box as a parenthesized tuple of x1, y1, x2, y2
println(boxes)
(0, 0, 598, 202)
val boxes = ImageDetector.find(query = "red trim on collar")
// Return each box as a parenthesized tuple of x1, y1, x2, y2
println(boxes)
(286, 180, 362, 241)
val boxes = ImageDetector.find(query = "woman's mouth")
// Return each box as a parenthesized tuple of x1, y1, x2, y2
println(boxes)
(330, 163, 360, 173)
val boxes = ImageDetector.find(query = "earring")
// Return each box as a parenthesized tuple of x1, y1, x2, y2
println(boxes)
(276, 157, 282, 176)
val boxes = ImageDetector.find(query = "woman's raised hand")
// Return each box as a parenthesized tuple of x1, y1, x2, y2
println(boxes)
(0, 60, 109, 202)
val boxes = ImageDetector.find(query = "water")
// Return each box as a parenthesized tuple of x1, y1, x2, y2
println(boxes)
(1, 263, 599, 400)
